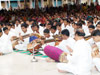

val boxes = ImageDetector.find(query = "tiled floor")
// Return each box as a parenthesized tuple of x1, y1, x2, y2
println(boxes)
(0, 52, 100, 75)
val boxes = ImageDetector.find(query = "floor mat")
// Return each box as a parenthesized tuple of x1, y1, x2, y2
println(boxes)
(14, 50, 48, 58)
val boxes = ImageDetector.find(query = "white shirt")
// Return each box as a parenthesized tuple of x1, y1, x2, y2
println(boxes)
(39, 26, 45, 36)
(93, 20, 100, 27)
(82, 25, 90, 37)
(0, 33, 13, 53)
(50, 30, 59, 37)
(56, 37, 76, 53)
(27, 25, 33, 33)
(19, 30, 31, 44)
(96, 42, 100, 51)
(8, 28, 17, 39)
(15, 24, 22, 37)
(67, 39, 92, 74)
(87, 38, 95, 46)
(61, 24, 74, 37)
(15, 30, 31, 50)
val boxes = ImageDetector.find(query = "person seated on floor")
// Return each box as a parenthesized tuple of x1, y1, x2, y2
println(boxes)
(0, 28, 13, 55)
(32, 29, 56, 55)
(91, 30, 100, 72)
(43, 29, 75, 62)
(57, 29, 92, 75)
(15, 23, 31, 51)
(40, 29, 55, 49)
(50, 26, 58, 36)
(86, 25, 95, 46)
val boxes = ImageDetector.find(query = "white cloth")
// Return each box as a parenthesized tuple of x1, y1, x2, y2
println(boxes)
(93, 58, 100, 72)
(96, 42, 100, 52)
(0, 33, 13, 53)
(87, 38, 95, 46)
(57, 39, 92, 75)
(50, 30, 59, 37)
(27, 25, 33, 33)
(8, 28, 17, 39)
(61, 23, 64, 30)
(15, 30, 31, 50)
(82, 25, 90, 37)
(93, 20, 100, 27)
(61, 24, 74, 37)
(56, 37, 76, 53)
(39, 26, 45, 36)
(92, 42, 100, 72)
(15, 24, 21, 37)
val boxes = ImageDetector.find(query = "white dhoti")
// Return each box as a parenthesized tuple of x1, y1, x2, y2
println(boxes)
(57, 63, 91, 75)
(15, 43, 27, 51)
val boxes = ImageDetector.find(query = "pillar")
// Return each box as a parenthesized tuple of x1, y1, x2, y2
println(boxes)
(8, 0, 10, 8)
(0, 1, 2, 10)
(41, 0, 44, 8)
(56, 0, 58, 7)
(30, 0, 33, 9)
(18, 0, 21, 7)
(5, 1, 8, 10)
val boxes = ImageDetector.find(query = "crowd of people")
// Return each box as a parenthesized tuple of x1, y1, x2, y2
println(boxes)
(0, 3, 100, 75)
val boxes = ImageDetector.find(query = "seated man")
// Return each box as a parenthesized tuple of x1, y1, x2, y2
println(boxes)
(40, 29, 55, 49)
(57, 30, 92, 75)
(30, 29, 55, 54)
(0, 29, 13, 55)
(50, 26, 58, 36)
(91, 30, 100, 72)
(15, 23, 31, 51)
(44, 29, 75, 62)
(86, 25, 95, 46)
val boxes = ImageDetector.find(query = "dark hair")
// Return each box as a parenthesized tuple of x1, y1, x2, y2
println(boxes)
(56, 22, 61, 26)
(64, 19, 70, 23)
(0, 29, 2, 32)
(61, 29, 70, 36)
(96, 22, 100, 27)
(89, 25, 95, 29)
(76, 22, 82, 27)
(21, 23, 28, 28)
(51, 26, 57, 30)
(0, 23, 3, 26)
(43, 29, 50, 33)
(28, 18, 33, 22)
(97, 21, 100, 25)
(81, 21, 85, 25)
(31, 25, 39, 29)
(88, 21, 93, 24)
(91, 30, 100, 36)
(48, 23, 53, 26)
(6, 23, 12, 27)
(3, 27, 8, 31)
(16, 19, 20, 23)
(75, 30, 85, 36)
